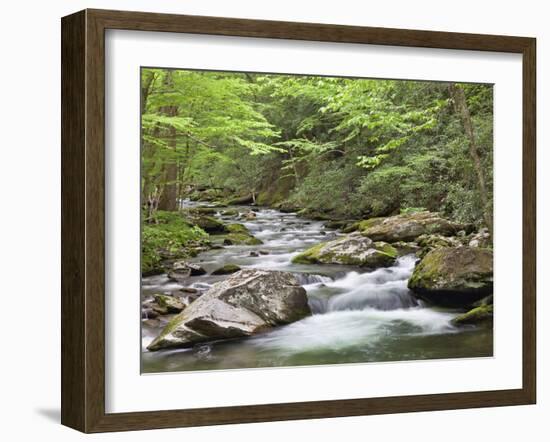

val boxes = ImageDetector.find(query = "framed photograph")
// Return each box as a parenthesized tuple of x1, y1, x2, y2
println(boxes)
(61, 9, 536, 433)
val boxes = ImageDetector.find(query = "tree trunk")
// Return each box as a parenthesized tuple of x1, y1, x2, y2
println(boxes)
(140, 71, 156, 116)
(157, 72, 179, 211)
(449, 83, 492, 233)
(140, 71, 157, 207)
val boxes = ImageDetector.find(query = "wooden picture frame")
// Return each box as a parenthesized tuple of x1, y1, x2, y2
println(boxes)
(61, 8, 536, 433)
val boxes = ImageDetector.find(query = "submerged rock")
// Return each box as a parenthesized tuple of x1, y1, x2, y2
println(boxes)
(291, 232, 397, 268)
(408, 246, 493, 307)
(147, 269, 310, 351)
(211, 264, 241, 275)
(358, 211, 465, 243)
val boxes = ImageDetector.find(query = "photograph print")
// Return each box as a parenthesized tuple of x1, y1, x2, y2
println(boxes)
(140, 67, 494, 374)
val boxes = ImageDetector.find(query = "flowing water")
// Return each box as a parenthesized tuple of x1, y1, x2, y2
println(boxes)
(141, 202, 493, 373)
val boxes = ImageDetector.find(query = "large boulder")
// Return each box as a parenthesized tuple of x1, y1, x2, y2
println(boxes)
(147, 269, 311, 351)
(408, 247, 493, 307)
(292, 232, 397, 268)
(358, 211, 465, 243)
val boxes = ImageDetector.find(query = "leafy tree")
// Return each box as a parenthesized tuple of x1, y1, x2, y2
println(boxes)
(141, 68, 493, 229)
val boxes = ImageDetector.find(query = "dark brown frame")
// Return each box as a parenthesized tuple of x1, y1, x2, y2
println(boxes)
(61, 8, 536, 433)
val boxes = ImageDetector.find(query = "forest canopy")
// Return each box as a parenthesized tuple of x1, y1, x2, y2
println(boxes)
(141, 68, 493, 228)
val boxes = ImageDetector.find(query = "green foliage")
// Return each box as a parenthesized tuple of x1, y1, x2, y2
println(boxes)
(400, 207, 428, 215)
(141, 211, 208, 273)
(141, 68, 493, 230)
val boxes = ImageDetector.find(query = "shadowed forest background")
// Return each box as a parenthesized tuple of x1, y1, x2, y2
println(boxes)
(141, 69, 493, 226)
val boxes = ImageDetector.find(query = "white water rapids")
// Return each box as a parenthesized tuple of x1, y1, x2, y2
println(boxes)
(141, 202, 492, 372)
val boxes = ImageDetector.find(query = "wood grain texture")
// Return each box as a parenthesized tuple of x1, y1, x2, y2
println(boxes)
(60, 8, 537, 433)
(61, 10, 86, 431)
(522, 39, 537, 402)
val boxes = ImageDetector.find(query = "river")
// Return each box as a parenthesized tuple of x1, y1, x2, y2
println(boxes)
(141, 202, 493, 373)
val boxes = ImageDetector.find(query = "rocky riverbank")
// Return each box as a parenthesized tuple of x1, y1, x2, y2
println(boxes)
(142, 202, 493, 359)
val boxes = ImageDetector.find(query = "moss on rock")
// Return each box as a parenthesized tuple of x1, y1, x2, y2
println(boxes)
(292, 233, 397, 268)
(358, 211, 464, 243)
(408, 246, 493, 307)
(211, 264, 242, 275)
(141, 210, 209, 275)
(211, 223, 263, 246)
(226, 223, 249, 234)
(452, 304, 493, 326)
(292, 243, 327, 264)
(153, 294, 185, 314)
(191, 215, 227, 233)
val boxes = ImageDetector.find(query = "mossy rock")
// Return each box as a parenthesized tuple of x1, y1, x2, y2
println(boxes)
(392, 241, 421, 256)
(222, 233, 263, 245)
(226, 223, 249, 234)
(211, 264, 241, 275)
(416, 234, 464, 258)
(209, 223, 262, 245)
(408, 246, 493, 307)
(292, 243, 326, 265)
(141, 210, 209, 275)
(324, 220, 357, 230)
(358, 211, 464, 243)
(341, 222, 360, 233)
(191, 215, 227, 234)
(194, 188, 229, 202)
(472, 294, 494, 307)
(153, 294, 185, 314)
(292, 233, 397, 268)
(452, 304, 493, 326)
(225, 194, 254, 205)
(357, 217, 384, 231)
(190, 206, 218, 215)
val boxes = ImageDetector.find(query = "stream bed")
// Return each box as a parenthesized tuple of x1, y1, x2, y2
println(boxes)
(141, 203, 492, 373)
